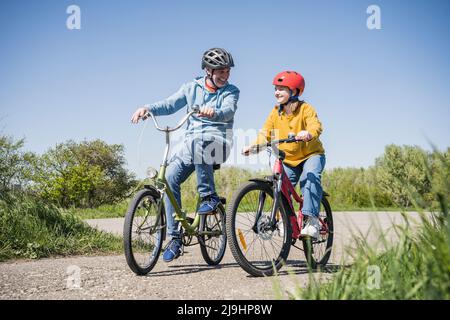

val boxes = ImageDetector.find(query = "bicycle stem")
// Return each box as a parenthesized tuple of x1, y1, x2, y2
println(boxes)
(162, 131, 170, 167)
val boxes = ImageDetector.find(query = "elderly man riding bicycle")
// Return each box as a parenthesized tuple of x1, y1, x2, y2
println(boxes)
(131, 48, 239, 263)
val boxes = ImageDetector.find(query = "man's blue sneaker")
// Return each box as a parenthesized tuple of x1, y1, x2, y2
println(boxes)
(162, 238, 183, 262)
(198, 194, 220, 215)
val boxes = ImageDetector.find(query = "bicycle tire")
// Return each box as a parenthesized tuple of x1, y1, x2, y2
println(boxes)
(123, 188, 165, 275)
(199, 203, 227, 265)
(226, 181, 292, 277)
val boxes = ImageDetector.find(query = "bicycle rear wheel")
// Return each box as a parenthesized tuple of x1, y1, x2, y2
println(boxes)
(302, 196, 333, 269)
(226, 181, 291, 277)
(199, 203, 227, 265)
(123, 188, 165, 275)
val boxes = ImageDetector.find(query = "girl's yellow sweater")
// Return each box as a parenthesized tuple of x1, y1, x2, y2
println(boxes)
(253, 101, 325, 167)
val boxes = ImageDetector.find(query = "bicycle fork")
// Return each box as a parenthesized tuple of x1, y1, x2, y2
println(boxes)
(252, 175, 283, 234)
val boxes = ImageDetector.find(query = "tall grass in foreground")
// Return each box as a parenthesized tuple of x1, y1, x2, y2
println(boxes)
(296, 208, 449, 299)
(288, 150, 450, 300)
(0, 192, 123, 262)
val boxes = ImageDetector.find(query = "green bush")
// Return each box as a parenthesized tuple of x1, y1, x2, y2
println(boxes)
(0, 135, 35, 193)
(374, 145, 449, 209)
(29, 140, 138, 208)
(322, 167, 393, 210)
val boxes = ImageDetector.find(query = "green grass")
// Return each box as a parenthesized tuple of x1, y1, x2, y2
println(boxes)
(0, 192, 123, 262)
(295, 208, 449, 299)
(64, 200, 129, 219)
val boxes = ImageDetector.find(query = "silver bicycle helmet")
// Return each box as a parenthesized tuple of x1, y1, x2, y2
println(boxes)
(201, 48, 235, 70)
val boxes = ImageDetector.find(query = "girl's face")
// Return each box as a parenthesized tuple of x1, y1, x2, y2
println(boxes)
(274, 85, 290, 104)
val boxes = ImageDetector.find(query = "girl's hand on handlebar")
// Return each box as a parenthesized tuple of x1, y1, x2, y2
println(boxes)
(296, 130, 312, 141)
(198, 106, 215, 118)
(242, 145, 251, 156)
(131, 107, 149, 124)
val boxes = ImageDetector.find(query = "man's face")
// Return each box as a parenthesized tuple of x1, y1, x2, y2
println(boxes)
(207, 67, 230, 88)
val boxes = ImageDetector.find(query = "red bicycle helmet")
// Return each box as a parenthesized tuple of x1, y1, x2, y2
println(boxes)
(272, 71, 305, 95)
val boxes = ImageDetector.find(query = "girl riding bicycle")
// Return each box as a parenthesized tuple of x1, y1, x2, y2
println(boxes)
(243, 71, 325, 239)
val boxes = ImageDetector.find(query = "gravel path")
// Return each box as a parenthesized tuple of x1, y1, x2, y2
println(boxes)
(0, 212, 422, 300)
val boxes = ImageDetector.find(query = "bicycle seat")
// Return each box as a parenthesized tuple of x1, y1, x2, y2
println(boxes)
(213, 164, 221, 171)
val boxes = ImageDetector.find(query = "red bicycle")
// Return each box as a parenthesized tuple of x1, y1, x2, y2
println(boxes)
(226, 136, 333, 277)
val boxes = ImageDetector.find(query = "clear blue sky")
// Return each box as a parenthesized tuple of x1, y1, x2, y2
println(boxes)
(1, 0, 449, 179)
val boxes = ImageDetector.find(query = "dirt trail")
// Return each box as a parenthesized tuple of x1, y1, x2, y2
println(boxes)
(0, 212, 422, 300)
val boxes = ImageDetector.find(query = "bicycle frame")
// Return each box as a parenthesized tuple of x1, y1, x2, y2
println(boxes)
(272, 158, 303, 239)
(144, 109, 221, 237)
(155, 163, 202, 235)
(255, 139, 329, 241)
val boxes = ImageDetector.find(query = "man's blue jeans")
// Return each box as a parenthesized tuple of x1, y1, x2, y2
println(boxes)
(283, 154, 326, 218)
(164, 138, 229, 238)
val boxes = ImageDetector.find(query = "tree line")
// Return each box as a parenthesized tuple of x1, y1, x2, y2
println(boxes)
(1, 134, 448, 210)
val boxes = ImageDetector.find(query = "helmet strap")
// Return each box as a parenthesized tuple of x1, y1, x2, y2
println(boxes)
(206, 69, 219, 89)
(288, 89, 299, 102)
(288, 95, 299, 102)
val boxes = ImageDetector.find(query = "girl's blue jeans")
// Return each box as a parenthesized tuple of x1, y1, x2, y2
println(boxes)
(282, 154, 326, 218)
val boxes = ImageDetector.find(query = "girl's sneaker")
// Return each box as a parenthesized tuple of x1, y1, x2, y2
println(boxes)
(301, 215, 320, 239)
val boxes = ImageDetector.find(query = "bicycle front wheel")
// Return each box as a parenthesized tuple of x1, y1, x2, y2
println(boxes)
(123, 188, 165, 275)
(199, 203, 227, 265)
(226, 181, 291, 277)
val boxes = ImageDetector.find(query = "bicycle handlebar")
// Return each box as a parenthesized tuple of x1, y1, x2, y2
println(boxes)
(141, 105, 200, 132)
(244, 135, 304, 155)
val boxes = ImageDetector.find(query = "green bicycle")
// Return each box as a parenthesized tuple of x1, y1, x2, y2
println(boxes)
(123, 107, 227, 275)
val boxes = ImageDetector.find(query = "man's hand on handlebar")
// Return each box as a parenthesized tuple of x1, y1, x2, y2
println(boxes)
(198, 106, 215, 118)
(131, 107, 149, 124)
